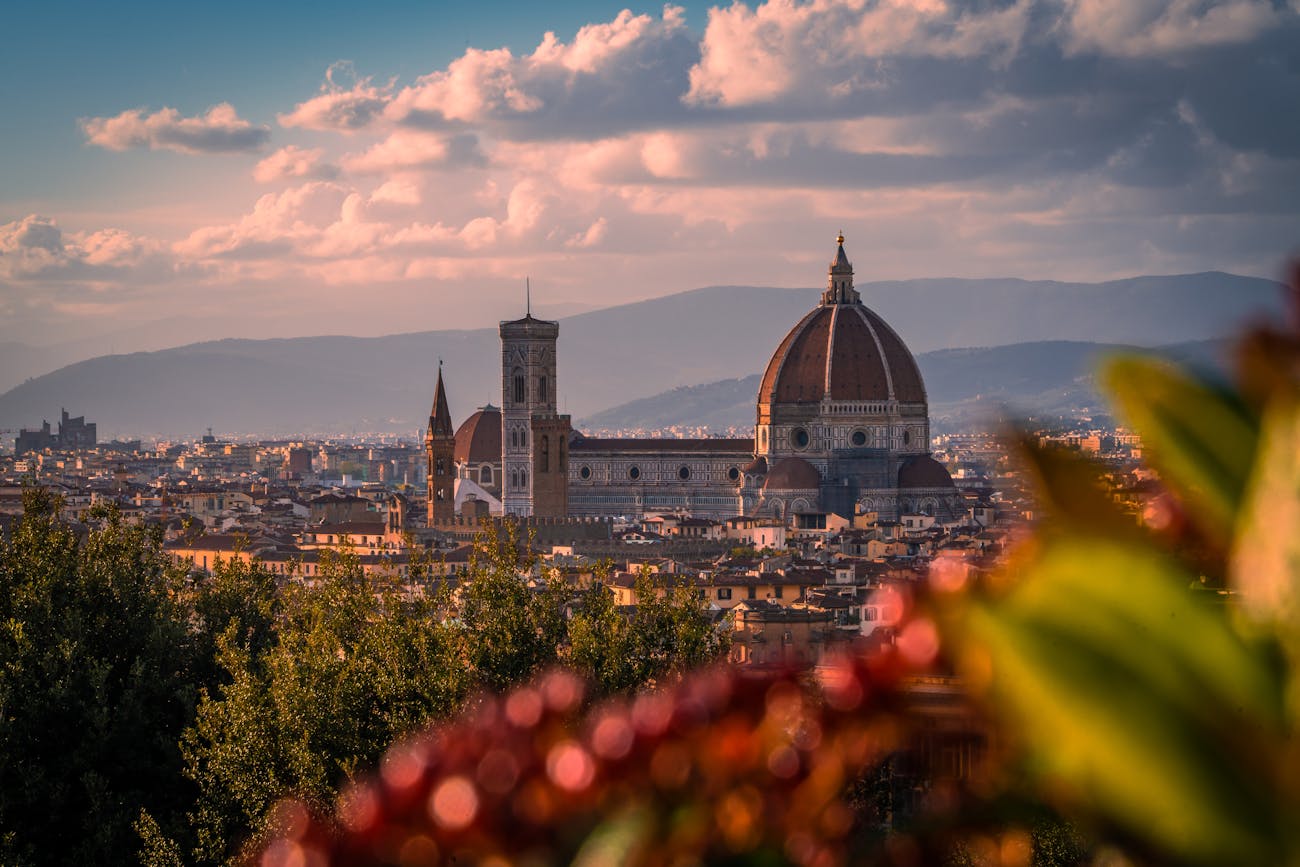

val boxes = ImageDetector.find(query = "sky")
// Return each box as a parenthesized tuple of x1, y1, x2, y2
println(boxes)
(2, 0, 1298, 348)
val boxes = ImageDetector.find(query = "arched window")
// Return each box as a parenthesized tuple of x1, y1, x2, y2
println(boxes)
(513, 370, 525, 404)
(540, 435, 550, 472)
(435, 457, 445, 476)
(539, 376, 548, 402)
(520, 469, 527, 488)
(480, 466, 492, 484)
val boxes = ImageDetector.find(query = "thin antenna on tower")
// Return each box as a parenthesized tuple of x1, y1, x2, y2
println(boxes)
(526, 277, 531, 316)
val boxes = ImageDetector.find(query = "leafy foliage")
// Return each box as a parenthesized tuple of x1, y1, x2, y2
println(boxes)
(176, 526, 727, 864)
(0, 492, 196, 865)
(946, 275, 1300, 864)
(568, 571, 731, 695)
(181, 550, 469, 865)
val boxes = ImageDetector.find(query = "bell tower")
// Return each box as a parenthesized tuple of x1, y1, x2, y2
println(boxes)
(425, 364, 456, 526)
(500, 292, 570, 518)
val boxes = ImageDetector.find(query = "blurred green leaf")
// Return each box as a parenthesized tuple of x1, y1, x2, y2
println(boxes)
(962, 537, 1284, 863)
(1232, 397, 1300, 724)
(1012, 539, 1283, 732)
(573, 807, 653, 867)
(1103, 356, 1258, 545)
(1011, 434, 1144, 540)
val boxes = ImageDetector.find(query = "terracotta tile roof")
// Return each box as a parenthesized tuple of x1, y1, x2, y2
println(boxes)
(570, 437, 753, 454)
(454, 406, 502, 464)
(758, 301, 927, 406)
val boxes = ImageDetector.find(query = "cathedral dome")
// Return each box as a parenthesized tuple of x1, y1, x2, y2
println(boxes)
(758, 238, 926, 407)
(763, 457, 820, 491)
(897, 454, 955, 489)
(454, 405, 502, 464)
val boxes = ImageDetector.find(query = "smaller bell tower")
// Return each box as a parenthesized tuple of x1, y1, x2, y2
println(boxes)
(425, 364, 456, 526)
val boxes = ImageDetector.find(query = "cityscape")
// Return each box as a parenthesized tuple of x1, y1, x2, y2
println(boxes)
(2, 1, 1298, 865)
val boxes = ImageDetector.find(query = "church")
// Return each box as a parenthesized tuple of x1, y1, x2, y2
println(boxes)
(426, 236, 960, 525)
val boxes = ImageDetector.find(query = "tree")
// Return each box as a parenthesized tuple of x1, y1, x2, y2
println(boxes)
(0, 492, 197, 865)
(568, 569, 731, 695)
(454, 524, 567, 692)
(188, 555, 279, 692)
(180, 549, 467, 865)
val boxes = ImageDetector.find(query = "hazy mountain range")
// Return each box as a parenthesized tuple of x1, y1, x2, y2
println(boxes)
(0, 272, 1280, 439)
(579, 340, 1230, 433)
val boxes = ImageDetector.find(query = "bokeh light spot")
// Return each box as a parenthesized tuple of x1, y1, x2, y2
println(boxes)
(429, 776, 479, 830)
(547, 740, 596, 792)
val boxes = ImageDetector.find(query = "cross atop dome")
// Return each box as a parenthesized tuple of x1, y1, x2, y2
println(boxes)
(822, 232, 860, 305)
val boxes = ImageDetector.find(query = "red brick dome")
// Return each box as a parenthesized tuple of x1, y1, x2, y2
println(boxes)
(897, 455, 954, 489)
(759, 236, 926, 408)
(454, 405, 502, 464)
(763, 457, 820, 491)
(758, 303, 927, 406)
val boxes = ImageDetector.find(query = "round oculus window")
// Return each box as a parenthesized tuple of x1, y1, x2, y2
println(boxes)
(628, 466, 640, 480)
(727, 466, 740, 481)
(579, 466, 591, 480)
(678, 466, 690, 480)
(792, 428, 810, 449)
(851, 430, 867, 447)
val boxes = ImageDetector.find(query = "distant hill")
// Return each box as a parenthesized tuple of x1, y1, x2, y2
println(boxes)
(0, 272, 1278, 439)
(578, 340, 1231, 433)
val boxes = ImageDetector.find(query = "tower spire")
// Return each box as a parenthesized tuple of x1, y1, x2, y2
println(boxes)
(425, 363, 456, 526)
(526, 277, 531, 317)
(429, 365, 453, 437)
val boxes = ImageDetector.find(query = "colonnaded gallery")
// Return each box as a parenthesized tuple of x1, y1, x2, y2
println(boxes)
(425, 236, 960, 525)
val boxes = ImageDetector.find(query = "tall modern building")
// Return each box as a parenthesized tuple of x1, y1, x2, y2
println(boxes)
(499, 311, 570, 518)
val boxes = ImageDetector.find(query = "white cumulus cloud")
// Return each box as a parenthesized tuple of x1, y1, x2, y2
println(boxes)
(253, 146, 340, 183)
(81, 103, 270, 154)
(278, 61, 394, 131)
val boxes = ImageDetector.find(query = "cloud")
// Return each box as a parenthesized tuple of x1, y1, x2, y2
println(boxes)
(0, 215, 172, 289)
(278, 61, 393, 131)
(1061, 0, 1285, 57)
(0, 215, 69, 278)
(81, 103, 270, 154)
(174, 181, 350, 260)
(340, 131, 487, 174)
(15, 0, 1299, 347)
(686, 0, 1032, 108)
(384, 7, 698, 139)
(253, 146, 340, 182)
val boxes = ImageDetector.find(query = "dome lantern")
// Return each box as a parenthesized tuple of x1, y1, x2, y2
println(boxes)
(822, 233, 860, 305)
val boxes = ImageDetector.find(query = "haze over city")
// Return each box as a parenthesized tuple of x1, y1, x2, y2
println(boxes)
(4, 0, 1298, 352)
